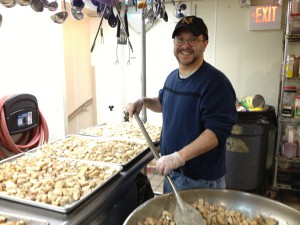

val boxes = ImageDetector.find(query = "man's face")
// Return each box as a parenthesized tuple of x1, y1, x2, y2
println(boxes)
(173, 28, 208, 66)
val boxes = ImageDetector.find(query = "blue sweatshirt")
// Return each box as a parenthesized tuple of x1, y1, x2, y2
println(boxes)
(158, 61, 238, 180)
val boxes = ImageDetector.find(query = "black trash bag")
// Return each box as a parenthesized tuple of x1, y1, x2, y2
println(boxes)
(237, 105, 277, 126)
(135, 172, 154, 206)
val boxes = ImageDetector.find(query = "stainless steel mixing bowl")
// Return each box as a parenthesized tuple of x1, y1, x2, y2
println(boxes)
(124, 189, 300, 225)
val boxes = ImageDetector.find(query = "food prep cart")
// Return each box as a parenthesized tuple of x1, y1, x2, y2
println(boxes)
(0, 148, 153, 225)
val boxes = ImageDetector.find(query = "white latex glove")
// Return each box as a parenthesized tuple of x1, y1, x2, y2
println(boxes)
(156, 152, 185, 176)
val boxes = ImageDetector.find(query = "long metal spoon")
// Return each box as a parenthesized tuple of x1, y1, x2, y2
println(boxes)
(90, 4, 107, 52)
(144, 0, 154, 24)
(134, 113, 206, 225)
(163, 10, 168, 22)
(50, 0, 68, 24)
(161, 0, 167, 22)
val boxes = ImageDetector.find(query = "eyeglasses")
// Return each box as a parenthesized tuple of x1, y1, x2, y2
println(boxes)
(174, 37, 205, 46)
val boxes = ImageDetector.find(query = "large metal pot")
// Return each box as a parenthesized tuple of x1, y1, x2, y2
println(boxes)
(123, 189, 300, 225)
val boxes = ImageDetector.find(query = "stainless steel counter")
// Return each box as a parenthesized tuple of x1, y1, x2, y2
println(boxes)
(0, 149, 153, 225)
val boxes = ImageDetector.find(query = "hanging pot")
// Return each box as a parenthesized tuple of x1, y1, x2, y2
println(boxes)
(2, 0, 17, 8)
(16, 0, 31, 6)
(91, 0, 99, 6)
(30, 0, 44, 12)
(47, 0, 58, 11)
(71, 0, 85, 20)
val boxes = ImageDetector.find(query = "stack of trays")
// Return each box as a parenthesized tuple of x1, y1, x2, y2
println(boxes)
(0, 122, 161, 214)
(79, 121, 161, 142)
(31, 135, 150, 167)
(0, 211, 49, 225)
(0, 151, 122, 213)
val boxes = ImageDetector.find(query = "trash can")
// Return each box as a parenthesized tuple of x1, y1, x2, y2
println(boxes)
(225, 105, 276, 192)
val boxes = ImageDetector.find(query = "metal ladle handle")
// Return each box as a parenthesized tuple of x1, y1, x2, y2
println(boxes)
(133, 113, 186, 210)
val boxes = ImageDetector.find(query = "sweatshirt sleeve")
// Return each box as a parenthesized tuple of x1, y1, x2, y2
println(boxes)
(200, 75, 238, 144)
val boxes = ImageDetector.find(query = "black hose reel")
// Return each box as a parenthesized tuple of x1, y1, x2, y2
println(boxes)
(3, 94, 39, 135)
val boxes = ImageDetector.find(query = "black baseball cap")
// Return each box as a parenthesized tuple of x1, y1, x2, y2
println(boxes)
(172, 16, 208, 40)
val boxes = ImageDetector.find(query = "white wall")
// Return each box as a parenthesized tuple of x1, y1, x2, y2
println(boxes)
(0, 0, 284, 143)
(215, 1, 282, 108)
(91, 0, 283, 126)
(0, 6, 67, 142)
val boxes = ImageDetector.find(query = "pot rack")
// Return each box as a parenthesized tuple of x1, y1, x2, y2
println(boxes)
(126, 0, 174, 122)
(0, 0, 175, 122)
(90, 0, 174, 123)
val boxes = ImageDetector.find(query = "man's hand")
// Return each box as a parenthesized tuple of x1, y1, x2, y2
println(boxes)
(127, 98, 144, 119)
(156, 152, 185, 175)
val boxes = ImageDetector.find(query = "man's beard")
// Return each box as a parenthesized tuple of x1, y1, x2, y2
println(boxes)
(175, 52, 198, 66)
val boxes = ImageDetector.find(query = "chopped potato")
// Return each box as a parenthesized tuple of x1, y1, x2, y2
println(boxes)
(79, 122, 161, 141)
(136, 198, 278, 225)
(36, 135, 149, 165)
(0, 156, 119, 207)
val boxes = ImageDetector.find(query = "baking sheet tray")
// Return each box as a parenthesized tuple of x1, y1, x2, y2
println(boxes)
(0, 153, 122, 213)
(29, 134, 151, 167)
(79, 122, 161, 142)
(0, 211, 49, 225)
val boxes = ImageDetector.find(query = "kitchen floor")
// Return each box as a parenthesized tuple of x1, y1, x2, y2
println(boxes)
(146, 162, 300, 212)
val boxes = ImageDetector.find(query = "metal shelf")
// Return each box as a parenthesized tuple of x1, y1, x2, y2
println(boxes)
(276, 155, 300, 163)
(273, 1, 300, 193)
(285, 34, 300, 41)
(278, 116, 300, 123)
(282, 76, 300, 81)
(273, 183, 300, 191)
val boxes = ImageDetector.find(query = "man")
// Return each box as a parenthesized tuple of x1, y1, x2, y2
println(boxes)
(127, 16, 237, 193)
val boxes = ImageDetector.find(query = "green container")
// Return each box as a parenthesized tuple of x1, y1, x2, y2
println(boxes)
(241, 95, 265, 109)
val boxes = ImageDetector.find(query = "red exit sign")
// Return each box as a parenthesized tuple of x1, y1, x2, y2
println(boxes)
(249, 5, 282, 30)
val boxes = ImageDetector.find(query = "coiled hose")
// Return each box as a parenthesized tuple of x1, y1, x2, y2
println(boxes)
(0, 95, 49, 159)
